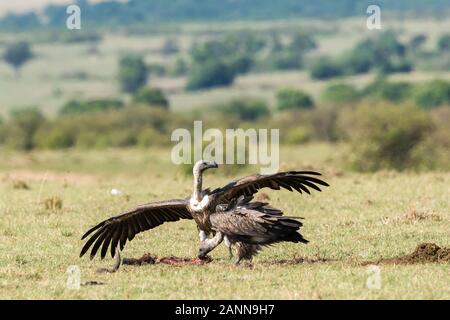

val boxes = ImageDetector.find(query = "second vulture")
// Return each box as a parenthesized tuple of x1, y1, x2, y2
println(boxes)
(198, 195, 308, 264)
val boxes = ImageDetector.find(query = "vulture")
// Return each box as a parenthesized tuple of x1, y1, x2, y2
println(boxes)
(198, 196, 308, 264)
(80, 160, 328, 266)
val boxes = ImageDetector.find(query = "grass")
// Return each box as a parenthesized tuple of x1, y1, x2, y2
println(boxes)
(0, 145, 449, 299)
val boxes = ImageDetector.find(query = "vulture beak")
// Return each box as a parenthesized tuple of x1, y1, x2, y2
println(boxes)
(208, 161, 218, 169)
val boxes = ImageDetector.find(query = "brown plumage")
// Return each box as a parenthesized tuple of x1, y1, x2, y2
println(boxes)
(80, 160, 328, 264)
(80, 199, 192, 259)
(199, 196, 308, 264)
(210, 170, 328, 204)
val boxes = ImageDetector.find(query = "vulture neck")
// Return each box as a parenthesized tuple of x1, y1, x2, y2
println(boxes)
(193, 170, 203, 202)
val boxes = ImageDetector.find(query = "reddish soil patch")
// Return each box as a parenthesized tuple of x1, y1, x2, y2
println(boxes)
(362, 243, 450, 266)
(122, 254, 211, 266)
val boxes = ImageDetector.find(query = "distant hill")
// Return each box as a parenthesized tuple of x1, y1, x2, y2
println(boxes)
(1, 0, 449, 30)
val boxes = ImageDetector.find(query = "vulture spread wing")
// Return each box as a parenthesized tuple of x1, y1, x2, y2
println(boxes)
(211, 171, 329, 202)
(80, 198, 192, 260)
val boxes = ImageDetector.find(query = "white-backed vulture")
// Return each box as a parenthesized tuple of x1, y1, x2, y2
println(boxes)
(80, 160, 328, 265)
(198, 196, 307, 264)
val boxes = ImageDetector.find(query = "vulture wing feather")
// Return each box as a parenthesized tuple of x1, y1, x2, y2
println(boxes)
(80, 198, 192, 259)
(211, 171, 328, 202)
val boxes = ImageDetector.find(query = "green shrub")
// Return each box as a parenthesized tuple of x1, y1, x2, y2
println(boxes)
(437, 34, 450, 52)
(364, 79, 413, 103)
(3, 41, 33, 77)
(217, 98, 270, 121)
(321, 83, 360, 104)
(283, 127, 312, 144)
(186, 60, 235, 90)
(169, 57, 189, 76)
(146, 63, 167, 76)
(34, 126, 75, 149)
(268, 51, 302, 70)
(309, 105, 340, 142)
(411, 107, 450, 170)
(341, 103, 433, 171)
(118, 55, 148, 94)
(60, 99, 124, 115)
(338, 49, 372, 75)
(133, 88, 169, 108)
(276, 88, 314, 111)
(137, 128, 168, 147)
(161, 39, 179, 55)
(5, 108, 45, 150)
(409, 34, 427, 50)
(312, 32, 410, 80)
(413, 80, 450, 109)
(228, 55, 253, 75)
(310, 57, 343, 79)
(32, 106, 178, 150)
(289, 33, 316, 52)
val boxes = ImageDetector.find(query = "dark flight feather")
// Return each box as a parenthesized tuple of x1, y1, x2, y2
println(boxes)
(80, 199, 192, 259)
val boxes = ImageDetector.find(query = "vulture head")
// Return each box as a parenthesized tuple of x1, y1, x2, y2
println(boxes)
(193, 160, 218, 176)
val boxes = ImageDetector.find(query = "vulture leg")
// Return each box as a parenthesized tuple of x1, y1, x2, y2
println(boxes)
(96, 247, 122, 273)
(224, 235, 233, 259)
(112, 247, 122, 271)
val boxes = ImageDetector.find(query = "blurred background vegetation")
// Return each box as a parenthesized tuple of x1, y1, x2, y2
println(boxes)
(0, 0, 449, 172)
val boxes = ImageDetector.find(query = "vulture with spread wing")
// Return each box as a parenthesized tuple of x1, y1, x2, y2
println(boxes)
(198, 196, 307, 264)
(80, 160, 328, 267)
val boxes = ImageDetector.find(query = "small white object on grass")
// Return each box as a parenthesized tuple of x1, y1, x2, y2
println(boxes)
(111, 188, 122, 196)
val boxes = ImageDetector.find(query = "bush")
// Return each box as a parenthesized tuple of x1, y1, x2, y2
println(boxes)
(186, 60, 235, 90)
(217, 98, 270, 121)
(341, 103, 433, 171)
(4, 108, 46, 150)
(289, 33, 316, 52)
(3, 41, 33, 77)
(161, 39, 179, 55)
(364, 79, 413, 103)
(437, 34, 450, 52)
(268, 51, 302, 70)
(146, 63, 167, 76)
(34, 126, 75, 149)
(413, 80, 450, 109)
(283, 127, 312, 144)
(338, 50, 372, 75)
(118, 55, 148, 94)
(133, 88, 169, 108)
(409, 34, 427, 50)
(228, 55, 253, 75)
(60, 99, 124, 115)
(137, 128, 169, 147)
(169, 57, 189, 76)
(32, 106, 179, 150)
(310, 57, 343, 79)
(310, 105, 340, 141)
(411, 107, 450, 170)
(276, 88, 314, 111)
(321, 83, 360, 104)
(313, 32, 410, 79)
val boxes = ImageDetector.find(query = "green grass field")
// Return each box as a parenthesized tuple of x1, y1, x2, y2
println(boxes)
(1, 145, 449, 299)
